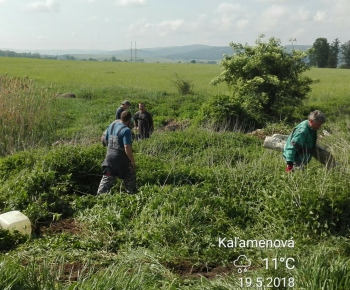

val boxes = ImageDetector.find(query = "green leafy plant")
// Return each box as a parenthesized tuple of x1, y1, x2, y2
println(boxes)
(171, 73, 194, 95)
(210, 35, 318, 125)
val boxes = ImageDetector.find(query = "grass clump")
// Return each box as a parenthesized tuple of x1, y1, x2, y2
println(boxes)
(0, 75, 60, 155)
(171, 73, 194, 95)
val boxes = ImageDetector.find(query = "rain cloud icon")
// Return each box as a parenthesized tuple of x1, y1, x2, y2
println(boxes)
(233, 255, 251, 273)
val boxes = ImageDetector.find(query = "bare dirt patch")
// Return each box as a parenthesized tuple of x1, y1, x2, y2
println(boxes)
(162, 119, 190, 131)
(167, 261, 236, 280)
(39, 218, 82, 236)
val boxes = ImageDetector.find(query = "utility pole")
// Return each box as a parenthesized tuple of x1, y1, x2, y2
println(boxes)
(135, 41, 137, 62)
(130, 41, 133, 62)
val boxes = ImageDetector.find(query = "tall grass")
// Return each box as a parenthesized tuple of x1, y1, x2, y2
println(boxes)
(1, 59, 350, 289)
(0, 75, 60, 156)
(1, 127, 350, 288)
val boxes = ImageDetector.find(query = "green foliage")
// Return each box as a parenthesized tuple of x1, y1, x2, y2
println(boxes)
(0, 75, 61, 156)
(0, 144, 104, 224)
(78, 88, 94, 100)
(0, 58, 227, 96)
(294, 241, 350, 289)
(171, 73, 194, 95)
(340, 40, 350, 68)
(0, 128, 350, 288)
(198, 94, 257, 130)
(309, 38, 330, 68)
(0, 229, 28, 252)
(1, 58, 350, 288)
(328, 38, 340, 68)
(210, 35, 317, 125)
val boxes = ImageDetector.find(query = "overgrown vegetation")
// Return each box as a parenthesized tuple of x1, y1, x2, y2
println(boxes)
(171, 73, 194, 95)
(0, 75, 62, 155)
(207, 36, 317, 128)
(0, 55, 350, 289)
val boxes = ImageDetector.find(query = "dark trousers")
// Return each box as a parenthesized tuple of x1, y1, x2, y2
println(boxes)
(97, 164, 136, 194)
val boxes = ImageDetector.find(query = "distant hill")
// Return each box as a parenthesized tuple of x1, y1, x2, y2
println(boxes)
(96, 44, 312, 62)
(163, 46, 234, 60)
(2, 44, 312, 63)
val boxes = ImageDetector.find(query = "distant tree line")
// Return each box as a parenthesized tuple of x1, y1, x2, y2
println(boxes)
(0, 50, 42, 58)
(309, 38, 350, 68)
(2, 38, 350, 68)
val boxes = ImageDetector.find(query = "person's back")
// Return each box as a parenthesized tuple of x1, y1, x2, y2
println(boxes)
(283, 120, 317, 165)
(105, 122, 130, 159)
(283, 110, 325, 172)
(98, 111, 136, 194)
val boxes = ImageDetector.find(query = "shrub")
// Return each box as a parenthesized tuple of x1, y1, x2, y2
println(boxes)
(171, 73, 194, 95)
(0, 229, 28, 252)
(0, 144, 104, 224)
(210, 35, 317, 125)
(198, 94, 258, 131)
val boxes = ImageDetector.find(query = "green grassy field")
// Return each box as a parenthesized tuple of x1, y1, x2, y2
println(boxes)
(0, 57, 228, 95)
(0, 57, 350, 289)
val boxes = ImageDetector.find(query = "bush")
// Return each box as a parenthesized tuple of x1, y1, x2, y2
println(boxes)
(210, 35, 317, 125)
(0, 144, 104, 224)
(171, 73, 194, 95)
(0, 229, 28, 252)
(198, 94, 258, 131)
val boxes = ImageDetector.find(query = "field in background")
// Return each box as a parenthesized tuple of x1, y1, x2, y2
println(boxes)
(0, 57, 227, 95)
(0, 57, 350, 289)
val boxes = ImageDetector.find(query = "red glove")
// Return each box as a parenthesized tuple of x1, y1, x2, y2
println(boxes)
(286, 165, 294, 172)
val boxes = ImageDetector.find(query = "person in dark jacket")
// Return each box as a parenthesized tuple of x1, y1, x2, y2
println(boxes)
(97, 111, 136, 194)
(283, 110, 326, 172)
(133, 102, 154, 140)
(116, 100, 131, 120)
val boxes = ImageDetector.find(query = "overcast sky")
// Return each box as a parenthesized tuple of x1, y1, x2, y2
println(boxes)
(0, 0, 349, 52)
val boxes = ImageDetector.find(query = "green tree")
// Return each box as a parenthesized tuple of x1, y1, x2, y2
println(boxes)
(340, 40, 350, 68)
(309, 38, 330, 68)
(328, 38, 340, 68)
(210, 35, 316, 124)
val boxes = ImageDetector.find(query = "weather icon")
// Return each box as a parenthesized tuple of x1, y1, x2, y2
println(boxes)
(233, 255, 251, 273)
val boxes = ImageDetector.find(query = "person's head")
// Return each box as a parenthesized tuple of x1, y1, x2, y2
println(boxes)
(121, 100, 131, 109)
(138, 102, 146, 112)
(121, 110, 132, 124)
(308, 110, 326, 130)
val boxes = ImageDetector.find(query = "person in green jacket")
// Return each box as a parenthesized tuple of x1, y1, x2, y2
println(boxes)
(283, 110, 326, 172)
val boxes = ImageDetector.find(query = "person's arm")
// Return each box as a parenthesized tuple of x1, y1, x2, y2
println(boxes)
(101, 129, 108, 146)
(284, 129, 307, 171)
(285, 130, 307, 160)
(116, 108, 119, 120)
(123, 129, 135, 168)
(124, 144, 135, 168)
(133, 112, 139, 130)
(149, 112, 154, 132)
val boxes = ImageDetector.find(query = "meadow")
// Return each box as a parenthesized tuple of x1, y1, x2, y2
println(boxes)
(0, 57, 350, 289)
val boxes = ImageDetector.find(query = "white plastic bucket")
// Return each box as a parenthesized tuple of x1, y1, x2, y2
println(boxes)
(0, 210, 32, 235)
